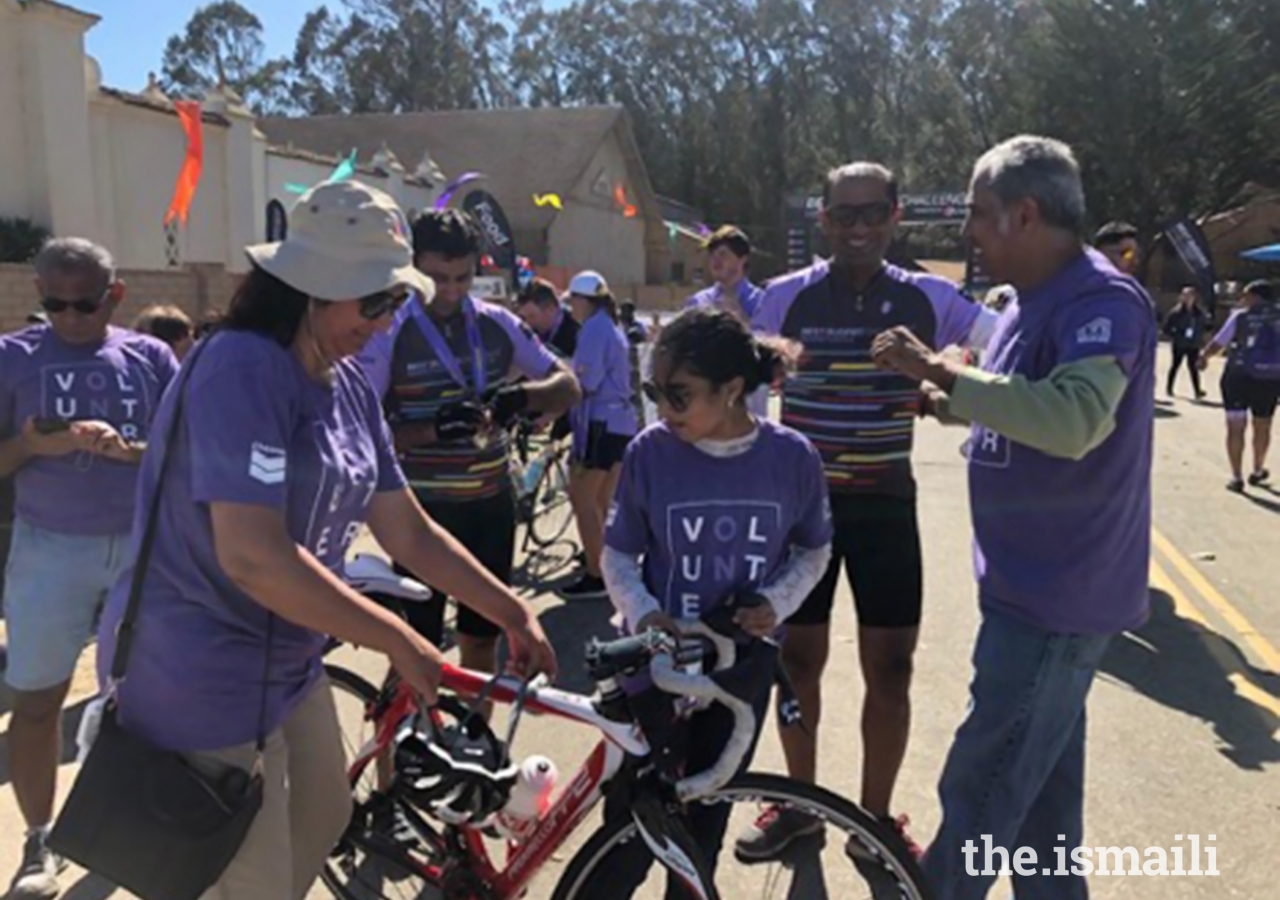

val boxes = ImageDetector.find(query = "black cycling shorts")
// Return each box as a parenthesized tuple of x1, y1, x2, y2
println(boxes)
(789, 493, 923, 630)
(576, 421, 631, 471)
(1221, 369, 1280, 419)
(394, 489, 515, 642)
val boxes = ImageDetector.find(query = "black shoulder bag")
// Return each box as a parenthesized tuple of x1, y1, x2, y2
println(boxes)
(49, 340, 271, 900)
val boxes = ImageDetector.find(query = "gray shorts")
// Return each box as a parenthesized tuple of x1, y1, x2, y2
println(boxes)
(3, 518, 131, 692)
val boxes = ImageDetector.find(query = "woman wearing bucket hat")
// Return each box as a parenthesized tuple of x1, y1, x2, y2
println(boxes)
(93, 181, 557, 900)
(559, 270, 639, 600)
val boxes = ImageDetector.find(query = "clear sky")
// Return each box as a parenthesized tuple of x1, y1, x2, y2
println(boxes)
(78, 1, 566, 93)
(78, 1, 330, 92)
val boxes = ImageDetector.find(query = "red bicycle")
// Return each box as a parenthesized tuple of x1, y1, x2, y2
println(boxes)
(322, 616, 931, 900)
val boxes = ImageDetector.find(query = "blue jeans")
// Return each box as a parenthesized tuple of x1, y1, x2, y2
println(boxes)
(923, 608, 1113, 900)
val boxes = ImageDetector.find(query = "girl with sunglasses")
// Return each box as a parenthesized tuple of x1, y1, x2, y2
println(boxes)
(559, 270, 640, 600)
(94, 181, 556, 900)
(593, 307, 833, 890)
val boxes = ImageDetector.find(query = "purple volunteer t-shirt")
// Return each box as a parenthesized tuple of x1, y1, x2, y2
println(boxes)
(0, 325, 178, 534)
(605, 420, 832, 620)
(572, 309, 639, 441)
(97, 331, 407, 752)
(967, 249, 1156, 634)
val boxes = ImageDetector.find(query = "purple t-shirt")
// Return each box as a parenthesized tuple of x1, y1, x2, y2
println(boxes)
(686, 279, 766, 320)
(605, 420, 832, 620)
(967, 249, 1156, 634)
(359, 295, 558, 502)
(0, 325, 178, 535)
(755, 260, 982, 497)
(97, 331, 407, 751)
(572, 310, 639, 442)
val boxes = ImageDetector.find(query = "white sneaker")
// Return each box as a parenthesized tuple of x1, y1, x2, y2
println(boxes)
(8, 831, 65, 900)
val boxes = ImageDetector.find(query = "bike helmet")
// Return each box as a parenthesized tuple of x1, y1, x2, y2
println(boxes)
(394, 696, 518, 826)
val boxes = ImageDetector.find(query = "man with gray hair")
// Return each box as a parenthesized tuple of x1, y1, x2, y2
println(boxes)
(0, 237, 178, 899)
(873, 135, 1156, 899)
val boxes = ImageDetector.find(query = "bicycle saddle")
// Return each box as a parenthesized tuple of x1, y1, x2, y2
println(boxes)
(343, 553, 434, 603)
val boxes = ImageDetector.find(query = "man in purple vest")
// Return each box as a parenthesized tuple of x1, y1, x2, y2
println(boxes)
(873, 135, 1156, 900)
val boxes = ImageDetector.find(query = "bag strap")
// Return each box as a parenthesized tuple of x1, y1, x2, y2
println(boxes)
(111, 334, 277, 756)
(110, 338, 208, 683)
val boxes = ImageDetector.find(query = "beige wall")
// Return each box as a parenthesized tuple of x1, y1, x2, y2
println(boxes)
(549, 131, 648, 286)
(0, 261, 241, 334)
(1, 1, 435, 274)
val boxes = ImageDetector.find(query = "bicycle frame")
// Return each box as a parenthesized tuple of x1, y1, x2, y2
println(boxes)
(345, 663, 649, 899)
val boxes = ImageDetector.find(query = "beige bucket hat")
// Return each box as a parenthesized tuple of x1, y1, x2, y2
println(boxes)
(246, 180, 435, 303)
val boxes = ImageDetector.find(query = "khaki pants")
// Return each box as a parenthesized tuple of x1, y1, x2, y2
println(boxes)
(190, 676, 352, 900)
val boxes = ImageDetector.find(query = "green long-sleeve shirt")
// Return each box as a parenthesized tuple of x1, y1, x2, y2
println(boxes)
(937, 356, 1130, 460)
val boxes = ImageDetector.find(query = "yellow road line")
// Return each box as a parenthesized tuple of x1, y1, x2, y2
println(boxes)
(1152, 527, 1280, 673)
(1149, 557, 1280, 723)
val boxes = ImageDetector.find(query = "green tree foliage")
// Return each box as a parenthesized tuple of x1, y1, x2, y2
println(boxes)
(160, 1, 291, 113)
(162, 0, 1280, 266)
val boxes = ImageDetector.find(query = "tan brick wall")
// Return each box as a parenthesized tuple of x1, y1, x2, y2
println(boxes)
(0, 262, 241, 333)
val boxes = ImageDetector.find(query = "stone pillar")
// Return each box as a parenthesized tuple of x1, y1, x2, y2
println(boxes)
(206, 85, 261, 272)
(17, 2, 101, 240)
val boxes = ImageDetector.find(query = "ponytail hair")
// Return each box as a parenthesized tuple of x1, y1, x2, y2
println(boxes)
(590, 291, 619, 323)
(655, 307, 800, 394)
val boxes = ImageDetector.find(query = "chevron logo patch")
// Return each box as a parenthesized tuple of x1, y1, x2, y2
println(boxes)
(249, 442, 287, 485)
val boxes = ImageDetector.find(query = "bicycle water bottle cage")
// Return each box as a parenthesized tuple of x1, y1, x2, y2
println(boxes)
(394, 695, 519, 826)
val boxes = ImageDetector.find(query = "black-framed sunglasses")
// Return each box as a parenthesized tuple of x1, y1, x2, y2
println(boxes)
(826, 202, 894, 228)
(641, 379, 691, 413)
(358, 289, 409, 321)
(40, 290, 109, 316)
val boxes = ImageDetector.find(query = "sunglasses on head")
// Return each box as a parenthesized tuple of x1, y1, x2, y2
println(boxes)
(40, 291, 108, 316)
(826, 202, 894, 228)
(642, 379, 692, 413)
(358, 289, 409, 320)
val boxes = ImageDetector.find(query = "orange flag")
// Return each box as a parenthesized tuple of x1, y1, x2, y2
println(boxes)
(165, 101, 204, 225)
(614, 183, 638, 218)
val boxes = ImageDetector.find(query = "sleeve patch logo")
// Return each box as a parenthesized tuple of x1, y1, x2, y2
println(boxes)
(249, 442, 287, 485)
(1075, 317, 1113, 345)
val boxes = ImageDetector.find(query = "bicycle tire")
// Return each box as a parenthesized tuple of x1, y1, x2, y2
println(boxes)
(550, 772, 932, 900)
(327, 663, 379, 706)
(527, 452, 574, 548)
(321, 824, 447, 900)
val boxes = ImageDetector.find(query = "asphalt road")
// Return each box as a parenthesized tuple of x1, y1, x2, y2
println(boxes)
(0, 346, 1275, 900)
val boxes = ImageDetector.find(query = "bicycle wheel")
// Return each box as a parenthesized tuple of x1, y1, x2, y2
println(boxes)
(551, 772, 932, 900)
(326, 664, 384, 804)
(528, 452, 574, 548)
(323, 825, 447, 900)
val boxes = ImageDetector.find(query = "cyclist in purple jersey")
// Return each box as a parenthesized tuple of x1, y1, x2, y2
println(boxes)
(1199, 280, 1280, 491)
(359, 211, 581, 680)
(741, 163, 994, 859)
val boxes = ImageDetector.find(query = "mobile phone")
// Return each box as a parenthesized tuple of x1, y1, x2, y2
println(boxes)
(32, 417, 71, 435)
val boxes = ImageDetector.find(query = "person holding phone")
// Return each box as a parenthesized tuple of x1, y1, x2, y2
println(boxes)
(0, 237, 179, 900)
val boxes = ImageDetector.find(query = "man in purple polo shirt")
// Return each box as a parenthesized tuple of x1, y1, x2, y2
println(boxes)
(0, 238, 178, 898)
(873, 135, 1156, 900)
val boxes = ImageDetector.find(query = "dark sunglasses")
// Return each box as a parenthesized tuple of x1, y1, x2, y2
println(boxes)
(40, 291, 108, 316)
(642, 379, 691, 413)
(826, 202, 894, 228)
(358, 289, 409, 320)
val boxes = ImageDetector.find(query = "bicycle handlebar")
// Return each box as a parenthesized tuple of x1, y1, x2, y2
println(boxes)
(648, 620, 758, 801)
